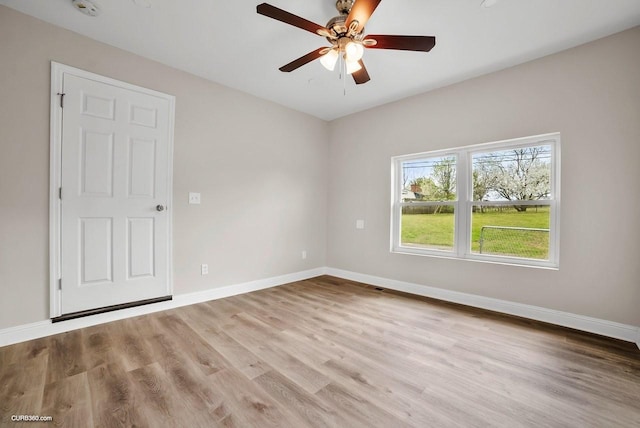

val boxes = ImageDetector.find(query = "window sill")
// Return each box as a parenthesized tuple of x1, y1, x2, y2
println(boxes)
(391, 247, 559, 270)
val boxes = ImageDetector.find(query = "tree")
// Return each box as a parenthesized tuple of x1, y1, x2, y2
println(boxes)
(430, 157, 456, 214)
(487, 147, 551, 211)
(472, 163, 500, 202)
(432, 157, 456, 201)
(472, 168, 496, 212)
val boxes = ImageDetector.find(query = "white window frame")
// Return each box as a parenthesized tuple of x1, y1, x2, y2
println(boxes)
(391, 133, 560, 269)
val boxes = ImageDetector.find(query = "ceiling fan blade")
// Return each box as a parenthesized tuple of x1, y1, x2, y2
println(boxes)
(351, 60, 370, 85)
(346, 0, 382, 34)
(364, 35, 436, 52)
(257, 3, 328, 36)
(279, 48, 327, 72)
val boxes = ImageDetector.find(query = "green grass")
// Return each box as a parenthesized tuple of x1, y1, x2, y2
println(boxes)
(401, 207, 550, 259)
(401, 211, 455, 250)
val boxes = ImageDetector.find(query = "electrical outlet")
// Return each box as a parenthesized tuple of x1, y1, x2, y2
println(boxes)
(356, 219, 365, 229)
(302, 250, 307, 260)
(201, 264, 208, 275)
(189, 192, 201, 204)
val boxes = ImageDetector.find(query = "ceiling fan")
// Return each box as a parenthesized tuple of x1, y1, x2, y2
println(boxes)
(256, 0, 436, 85)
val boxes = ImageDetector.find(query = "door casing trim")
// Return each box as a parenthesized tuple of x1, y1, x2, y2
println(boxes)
(49, 62, 175, 318)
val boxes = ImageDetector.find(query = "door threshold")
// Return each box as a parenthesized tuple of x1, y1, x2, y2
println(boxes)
(52, 295, 173, 323)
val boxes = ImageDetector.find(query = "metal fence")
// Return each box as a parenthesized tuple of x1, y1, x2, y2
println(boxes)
(479, 226, 549, 259)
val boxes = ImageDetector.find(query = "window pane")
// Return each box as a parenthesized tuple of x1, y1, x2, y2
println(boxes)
(471, 205, 550, 260)
(402, 156, 456, 202)
(472, 145, 552, 202)
(401, 205, 455, 250)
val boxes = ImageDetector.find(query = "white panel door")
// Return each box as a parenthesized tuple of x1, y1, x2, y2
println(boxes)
(59, 72, 172, 314)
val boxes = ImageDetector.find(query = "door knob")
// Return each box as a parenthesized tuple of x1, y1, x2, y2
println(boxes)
(156, 205, 165, 212)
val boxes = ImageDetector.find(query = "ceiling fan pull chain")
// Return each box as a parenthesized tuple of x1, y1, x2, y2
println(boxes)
(343, 55, 347, 96)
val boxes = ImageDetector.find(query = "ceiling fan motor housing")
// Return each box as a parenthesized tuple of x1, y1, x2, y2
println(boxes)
(326, 15, 348, 36)
(325, 14, 365, 45)
(335, 0, 354, 15)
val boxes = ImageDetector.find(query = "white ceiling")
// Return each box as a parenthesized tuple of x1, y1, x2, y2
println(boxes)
(2, 0, 640, 120)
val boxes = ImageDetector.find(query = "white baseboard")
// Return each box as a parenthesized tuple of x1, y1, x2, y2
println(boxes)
(2, 266, 639, 350)
(0, 267, 325, 347)
(326, 267, 640, 348)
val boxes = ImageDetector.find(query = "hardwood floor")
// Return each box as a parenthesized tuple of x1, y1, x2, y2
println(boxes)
(1, 276, 639, 427)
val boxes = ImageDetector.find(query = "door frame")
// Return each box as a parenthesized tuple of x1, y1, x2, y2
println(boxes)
(49, 62, 175, 318)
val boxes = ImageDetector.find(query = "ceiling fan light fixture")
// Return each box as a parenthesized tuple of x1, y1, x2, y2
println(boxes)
(345, 59, 362, 75)
(345, 41, 364, 61)
(320, 48, 340, 71)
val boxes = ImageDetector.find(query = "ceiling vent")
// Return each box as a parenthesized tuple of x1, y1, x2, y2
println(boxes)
(72, 0, 101, 17)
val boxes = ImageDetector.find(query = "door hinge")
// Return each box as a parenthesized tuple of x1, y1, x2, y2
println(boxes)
(59, 187, 62, 199)
(58, 278, 62, 290)
(57, 92, 65, 108)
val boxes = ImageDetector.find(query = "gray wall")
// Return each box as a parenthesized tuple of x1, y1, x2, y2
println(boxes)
(1, 4, 638, 332)
(327, 27, 640, 327)
(0, 6, 328, 329)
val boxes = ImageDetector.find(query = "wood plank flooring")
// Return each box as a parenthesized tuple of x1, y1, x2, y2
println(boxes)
(1, 275, 639, 427)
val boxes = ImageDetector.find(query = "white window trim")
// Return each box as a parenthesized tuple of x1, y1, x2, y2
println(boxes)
(390, 133, 561, 269)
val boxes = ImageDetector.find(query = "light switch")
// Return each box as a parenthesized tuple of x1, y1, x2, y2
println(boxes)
(189, 192, 201, 204)
(356, 219, 365, 229)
